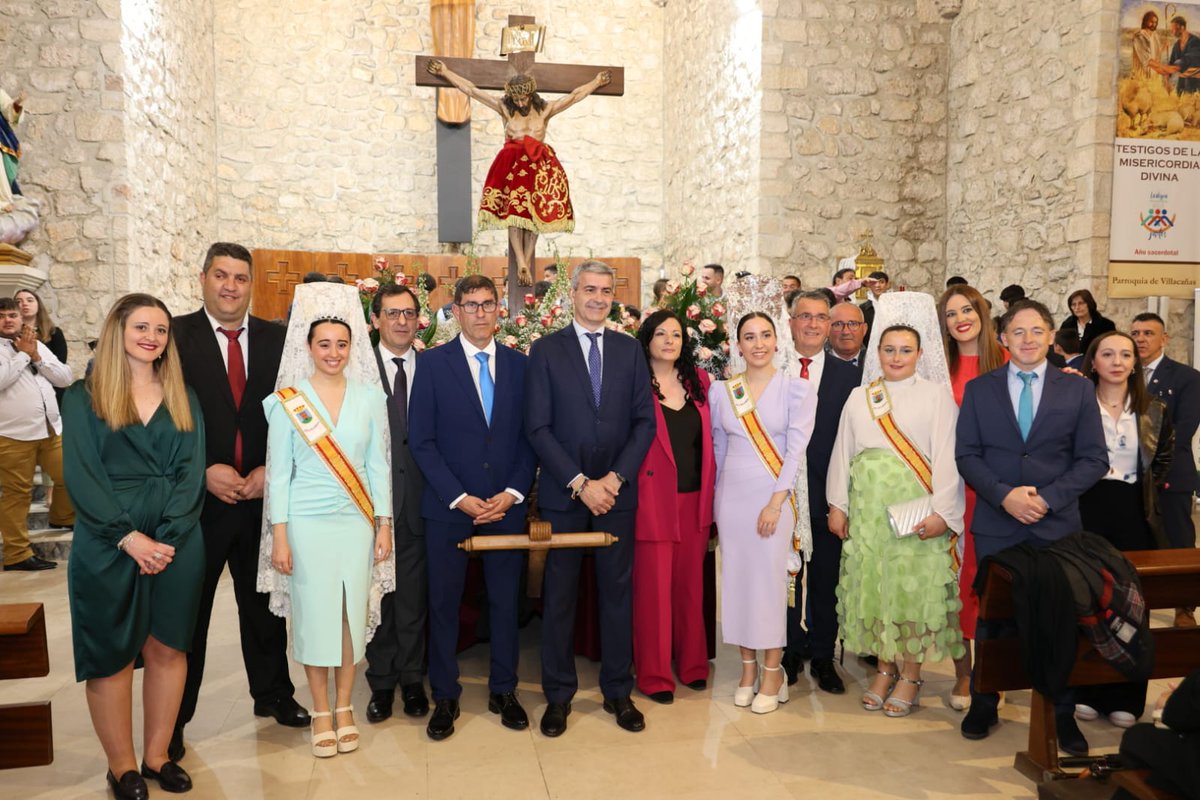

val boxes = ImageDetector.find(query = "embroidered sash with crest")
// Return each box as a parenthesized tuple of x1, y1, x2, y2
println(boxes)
(275, 386, 374, 524)
(865, 379, 959, 570)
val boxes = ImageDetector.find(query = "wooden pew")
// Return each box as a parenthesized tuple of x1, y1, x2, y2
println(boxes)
(0, 603, 53, 769)
(975, 548, 1200, 789)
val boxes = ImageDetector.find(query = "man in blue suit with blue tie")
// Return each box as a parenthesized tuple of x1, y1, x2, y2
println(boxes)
(409, 275, 538, 741)
(526, 260, 657, 737)
(956, 298, 1108, 753)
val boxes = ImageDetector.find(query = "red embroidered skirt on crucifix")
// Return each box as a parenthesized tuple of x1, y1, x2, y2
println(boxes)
(478, 136, 576, 234)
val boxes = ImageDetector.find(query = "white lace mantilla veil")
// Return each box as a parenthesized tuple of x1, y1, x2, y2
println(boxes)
(255, 282, 396, 642)
(860, 291, 952, 389)
(721, 275, 813, 564)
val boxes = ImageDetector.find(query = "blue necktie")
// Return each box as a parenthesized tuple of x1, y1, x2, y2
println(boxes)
(1017, 371, 1036, 440)
(475, 352, 494, 425)
(586, 332, 602, 409)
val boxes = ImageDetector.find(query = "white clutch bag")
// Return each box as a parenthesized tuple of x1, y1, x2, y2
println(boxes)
(886, 495, 934, 538)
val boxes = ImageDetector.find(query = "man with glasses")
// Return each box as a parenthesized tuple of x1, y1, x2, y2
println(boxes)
(364, 284, 430, 723)
(828, 302, 867, 374)
(782, 291, 859, 693)
(409, 275, 537, 741)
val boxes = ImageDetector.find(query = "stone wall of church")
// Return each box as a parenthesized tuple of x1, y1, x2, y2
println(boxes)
(1, 0, 132, 363)
(662, 0, 762, 280)
(212, 0, 665, 293)
(758, 0, 950, 293)
(121, 0, 218, 313)
(943, 1, 1176, 353)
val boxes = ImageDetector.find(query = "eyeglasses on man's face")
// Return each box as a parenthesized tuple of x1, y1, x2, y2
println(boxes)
(831, 321, 864, 331)
(789, 313, 830, 323)
(456, 300, 498, 314)
(381, 308, 419, 321)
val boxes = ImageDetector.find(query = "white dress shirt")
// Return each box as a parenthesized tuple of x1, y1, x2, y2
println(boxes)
(449, 335, 524, 510)
(379, 345, 414, 403)
(204, 309, 249, 377)
(0, 340, 73, 439)
(1006, 360, 1049, 420)
(792, 348, 826, 391)
(572, 320, 605, 370)
(1097, 400, 1139, 484)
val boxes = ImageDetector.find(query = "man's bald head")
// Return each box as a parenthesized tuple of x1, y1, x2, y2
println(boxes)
(830, 302, 866, 360)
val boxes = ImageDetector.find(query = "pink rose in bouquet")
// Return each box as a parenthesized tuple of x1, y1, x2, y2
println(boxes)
(698, 318, 717, 334)
(686, 304, 701, 320)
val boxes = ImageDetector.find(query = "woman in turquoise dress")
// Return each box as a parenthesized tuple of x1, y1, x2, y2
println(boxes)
(261, 283, 392, 758)
(826, 308, 966, 718)
(63, 293, 206, 798)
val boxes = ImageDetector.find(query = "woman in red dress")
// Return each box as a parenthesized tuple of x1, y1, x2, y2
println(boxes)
(937, 285, 1007, 711)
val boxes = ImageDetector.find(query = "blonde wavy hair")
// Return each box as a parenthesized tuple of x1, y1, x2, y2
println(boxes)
(88, 293, 194, 431)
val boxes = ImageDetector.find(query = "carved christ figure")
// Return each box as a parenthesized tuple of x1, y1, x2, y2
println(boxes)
(427, 59, 610, 283)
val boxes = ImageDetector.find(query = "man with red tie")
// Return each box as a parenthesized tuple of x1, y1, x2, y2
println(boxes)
(172, 243, 308, 761)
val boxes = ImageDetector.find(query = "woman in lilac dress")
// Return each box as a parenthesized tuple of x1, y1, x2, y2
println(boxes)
(711, 312, 816, 714)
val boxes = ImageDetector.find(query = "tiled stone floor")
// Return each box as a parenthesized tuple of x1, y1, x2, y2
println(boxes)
(1, 558, 1180, 799)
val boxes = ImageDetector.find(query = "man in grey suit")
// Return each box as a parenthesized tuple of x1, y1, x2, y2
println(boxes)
(365, 283, 430, 721)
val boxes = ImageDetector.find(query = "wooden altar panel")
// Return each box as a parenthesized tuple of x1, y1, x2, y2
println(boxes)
(251, 250, 641, 323)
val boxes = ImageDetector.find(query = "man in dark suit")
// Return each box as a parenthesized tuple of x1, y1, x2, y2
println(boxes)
(782, 291, 859, 694)
(1132, 312, 1200, 627)
(956, 298, 1108, 753)
(172, 243, 308, 760)
(409, 275, 537, 741)
(525, 260, 656, 737)
(363, 284, 430, 723)
(1053, 328, 1083, 370)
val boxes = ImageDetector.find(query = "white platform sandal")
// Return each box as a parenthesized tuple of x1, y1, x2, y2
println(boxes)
(734, 659, 759, 707)
(334, 706, 360, 753)
(310, 711, 337, 758)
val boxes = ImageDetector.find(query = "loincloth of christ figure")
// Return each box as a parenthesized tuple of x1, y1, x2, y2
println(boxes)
(427, 59, 610, 283)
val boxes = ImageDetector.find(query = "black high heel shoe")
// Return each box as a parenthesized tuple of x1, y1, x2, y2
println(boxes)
(107, 769, 149, 800)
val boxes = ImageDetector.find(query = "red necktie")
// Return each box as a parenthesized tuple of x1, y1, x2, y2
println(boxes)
(799, 357, 812, 380)
(218, 327, 246, 472)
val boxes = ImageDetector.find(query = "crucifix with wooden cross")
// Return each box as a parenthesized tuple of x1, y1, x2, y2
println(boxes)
(416, 14, 624, 312)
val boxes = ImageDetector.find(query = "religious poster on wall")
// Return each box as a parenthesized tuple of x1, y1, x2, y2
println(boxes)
(1109, 1, 1200, 298)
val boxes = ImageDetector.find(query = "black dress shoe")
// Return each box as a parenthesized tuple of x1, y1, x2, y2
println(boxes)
(366, 689, 394, 723)
(141, 761, 193, 793)
(1056, 711, 1089, 757)
(253, 696, 311, 727)
(168, 725, 186, 762)
(401, 682, 429, 717)
(107, 770, 149, 800)
(781, 651, 802, 686)
(603, 696, 646, 733)
(540, 702, 571, 737)
(685, 679, 707, 691)
(426, 698, 460, 741)
(961, 703, 1000, 740)
(3, 555, 57, 571)
(647, 690, 674, 705)
(809, 659, 846, 694)
(488, 692, 530, 730)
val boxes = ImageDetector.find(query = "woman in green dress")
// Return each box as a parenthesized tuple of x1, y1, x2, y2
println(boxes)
(826, 297, 966, 718)
(63, 293, 206, 799)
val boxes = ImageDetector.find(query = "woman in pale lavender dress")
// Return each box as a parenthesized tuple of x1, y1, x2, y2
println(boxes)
(711, 312, 816, 714)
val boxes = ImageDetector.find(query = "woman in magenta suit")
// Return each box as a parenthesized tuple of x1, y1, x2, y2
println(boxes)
(632, 311, 716, 704)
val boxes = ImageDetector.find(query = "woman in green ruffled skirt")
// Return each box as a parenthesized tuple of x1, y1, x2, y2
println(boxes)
(827, 324, 965, 717)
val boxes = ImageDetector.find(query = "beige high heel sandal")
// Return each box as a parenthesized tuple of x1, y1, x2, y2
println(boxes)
(310, 711, 337, 758)
(334, 705, 359, 753)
